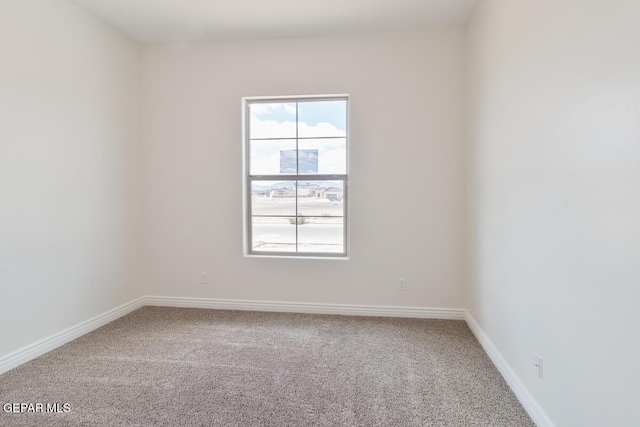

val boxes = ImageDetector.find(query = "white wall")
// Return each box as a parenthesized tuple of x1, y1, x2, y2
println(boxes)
(0, 0, 143, 358)
(4, 1, 638, 423)
(466, 1, 640, 425)
(143, 29, 466, 308)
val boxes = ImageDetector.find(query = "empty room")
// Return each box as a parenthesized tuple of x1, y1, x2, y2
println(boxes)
(1, 0, 638, 426)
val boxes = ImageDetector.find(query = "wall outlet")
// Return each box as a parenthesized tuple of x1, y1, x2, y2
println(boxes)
(533, 353, 543, 379)
(398, 278, 407, 291)
(200, 272, 208, 285)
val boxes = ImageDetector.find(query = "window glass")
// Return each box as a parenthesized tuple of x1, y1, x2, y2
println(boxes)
(246, 97, 348, 257)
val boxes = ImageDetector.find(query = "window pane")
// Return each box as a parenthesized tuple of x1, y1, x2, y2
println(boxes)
(298, 138, 346, 174)
(249, 139, 296, 175)
(296, 181, 344, 217)
(246, 97, 348, 257)
(297, 100, 347, 138)
(251, 181, 296, 216)
(297, 218, 344, 253)
(252, 217, 296, 252)
(249, 102, 297, 139)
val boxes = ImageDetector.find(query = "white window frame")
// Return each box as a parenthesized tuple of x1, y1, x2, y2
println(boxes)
(242, 95, 350, 258)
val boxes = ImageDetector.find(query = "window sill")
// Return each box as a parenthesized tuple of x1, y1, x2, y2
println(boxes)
(244, 254, 349, 261)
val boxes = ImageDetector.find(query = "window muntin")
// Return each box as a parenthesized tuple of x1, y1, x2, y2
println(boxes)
(245, 97, 348, 257)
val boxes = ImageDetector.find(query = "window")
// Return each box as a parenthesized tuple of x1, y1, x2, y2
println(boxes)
(243, 96, 349, 257)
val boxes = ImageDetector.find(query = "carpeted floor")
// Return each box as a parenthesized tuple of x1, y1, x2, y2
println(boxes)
(0, 307, 534, 426)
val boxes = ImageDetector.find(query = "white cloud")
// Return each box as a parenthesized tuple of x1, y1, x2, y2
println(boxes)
(250, 104, 271, 115)
(298, 122, 346, 138)
(250, 114, 345, 139)
(317, 148, 347, 174)
(250, 102, 296, 117)
(250, 116, 297, 139)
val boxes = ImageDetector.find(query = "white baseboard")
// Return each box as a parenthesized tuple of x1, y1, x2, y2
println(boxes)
(464, 311, 554, 427)
(144, 296, 466, 320)
(0, 297, 145, 375)
(0, 296, 463, 375)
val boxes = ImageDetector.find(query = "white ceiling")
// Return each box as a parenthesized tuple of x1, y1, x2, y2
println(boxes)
(72, 0, 479, 44)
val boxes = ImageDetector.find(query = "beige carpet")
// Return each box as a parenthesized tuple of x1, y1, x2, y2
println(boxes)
(0, 307, 534, 426)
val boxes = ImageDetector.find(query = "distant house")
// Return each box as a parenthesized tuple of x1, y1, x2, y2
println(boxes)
(297, 183, 320, 197)
(252, 189, 271, 197)
(313, 187, 326, 198)
(270, 188, 296, 198)
(325, 187, 343, 201)
(268, 183, 341, 200)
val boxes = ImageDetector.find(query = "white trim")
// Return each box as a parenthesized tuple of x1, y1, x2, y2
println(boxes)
(0, 297, 145, 375)
(144, 296, 465, 320)
(243, 94, 350, 102)
(243, 95, 351, 259)
(464, 311, 554, 427)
